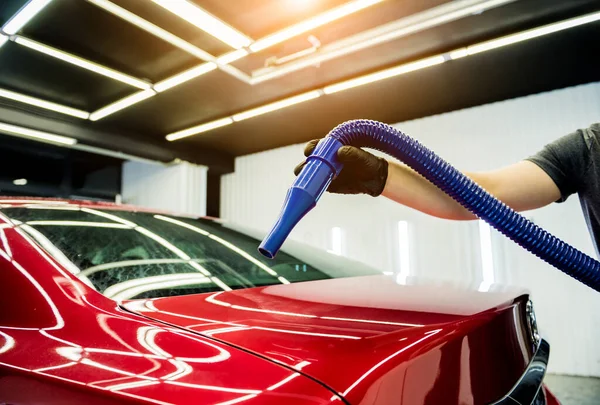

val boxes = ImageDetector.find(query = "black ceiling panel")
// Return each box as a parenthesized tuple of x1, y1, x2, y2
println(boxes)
(95, 0, 600, 140)
(21, 0, 199, 82)
(0, 41, 134, 110)
(239, 0, 600, 89)
(0, 0, 27, 26)
(95, 69, 286, 135)
(0, 0, 598, 173)
(0, 96, 81, 124)
(184, 20, 600, 155)
(267, 0, 600, 93)
(234, 0, 447, 72)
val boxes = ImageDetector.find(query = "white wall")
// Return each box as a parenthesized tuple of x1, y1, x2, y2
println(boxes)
(221, 82, 600, 376)
(122, 161, 207, 216)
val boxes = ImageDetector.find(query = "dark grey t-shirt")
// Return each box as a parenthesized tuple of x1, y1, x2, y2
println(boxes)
(526, 123, 600, 256)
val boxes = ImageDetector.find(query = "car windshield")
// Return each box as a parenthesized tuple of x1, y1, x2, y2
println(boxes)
(1, 205, 380, 300)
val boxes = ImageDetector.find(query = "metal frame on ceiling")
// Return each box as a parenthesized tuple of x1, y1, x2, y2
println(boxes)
(0, 0, 391, 120)
(0, 0, 598, 148)
(0, 1, 517, 132)
(166, 9, 600, 140)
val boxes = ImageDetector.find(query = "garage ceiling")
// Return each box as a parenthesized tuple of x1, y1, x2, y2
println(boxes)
(0, 0, 599, 173)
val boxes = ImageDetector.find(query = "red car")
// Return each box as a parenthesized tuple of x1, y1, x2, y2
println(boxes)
(0, 198, 559, 405)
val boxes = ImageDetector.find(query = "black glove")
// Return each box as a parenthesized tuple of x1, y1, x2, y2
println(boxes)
(294, 139, 389, 197)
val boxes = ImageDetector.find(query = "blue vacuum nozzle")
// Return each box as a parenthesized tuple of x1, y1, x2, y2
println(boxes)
(258, 137, 344, 258)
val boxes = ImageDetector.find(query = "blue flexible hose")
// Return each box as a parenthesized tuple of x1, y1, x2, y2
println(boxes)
(259, 119, 600, 292)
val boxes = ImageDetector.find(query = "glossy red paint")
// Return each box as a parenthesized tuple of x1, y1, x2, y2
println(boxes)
(0, 198, 562, 405)
(0, 210, 341, 405)
(127, 276, 537, 405)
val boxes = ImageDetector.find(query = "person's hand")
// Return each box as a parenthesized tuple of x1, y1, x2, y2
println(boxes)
(294, 139, 389, 197)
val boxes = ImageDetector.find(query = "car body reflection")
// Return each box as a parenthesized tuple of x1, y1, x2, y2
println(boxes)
(0, 199, 557, 405)
(0, 201, 342, 404)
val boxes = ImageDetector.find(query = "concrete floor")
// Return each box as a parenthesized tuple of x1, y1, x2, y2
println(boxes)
(544, 374, 600, 405)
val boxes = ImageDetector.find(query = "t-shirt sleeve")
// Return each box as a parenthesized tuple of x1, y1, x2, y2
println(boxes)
(525, 129, 590, 202)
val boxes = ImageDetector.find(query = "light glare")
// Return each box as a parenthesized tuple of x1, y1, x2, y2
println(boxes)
(152, 0, 252, 49)
(478, 221, 495, 292)
(397, 221, 410, 284)
(327, 227, 343, 256)
(250, 0, 383, 52)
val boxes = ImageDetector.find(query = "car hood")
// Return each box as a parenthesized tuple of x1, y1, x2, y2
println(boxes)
(124, 275, 537, 405)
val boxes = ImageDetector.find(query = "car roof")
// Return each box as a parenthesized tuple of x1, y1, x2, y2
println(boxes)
(0, 196, 219, 220)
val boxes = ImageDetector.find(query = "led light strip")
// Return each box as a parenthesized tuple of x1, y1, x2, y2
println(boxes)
(152, 0, 252, 49)
(154, 63, 216, 93)
(0, 49, 215, 121)
(250, 0, 385, 52)
(89, 89, 156, 121)
(1, 0, 53, 36)
(0, 121, 169, 164)
(0, 122, 76, 145)
(232, 91, 322, 122)
(165, 91, 321, 141)
(216, 49, 248, 65)
(13, 36, 150, 90)
(466, 11, 600, 54)
(86, 0, 213, 61)
(151, 0, 383, 53)
(250, 0, 517, 83)
(0, 87, 89, 119)
(0, 0, 516, 124)
(323, 56, 445, 94)
(82, 0, 499, 120)
(85, 0, 250, 82)
(166, 118, 233, 142)
(0, 0, 229, 122)
(2, 3, 597, 130)
(166, 11, 600, 141)
(86, 0, 383, 82)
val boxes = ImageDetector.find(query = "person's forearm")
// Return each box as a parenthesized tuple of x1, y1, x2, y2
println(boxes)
(381, 161, 489, 220)
(381, 159, 562, 219)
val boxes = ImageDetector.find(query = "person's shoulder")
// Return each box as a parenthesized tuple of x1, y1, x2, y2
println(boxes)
(582, 123, 600, 146)
(588, 123, 600, 134)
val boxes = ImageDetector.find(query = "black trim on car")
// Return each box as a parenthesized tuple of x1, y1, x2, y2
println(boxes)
(490, 339, 550, 405)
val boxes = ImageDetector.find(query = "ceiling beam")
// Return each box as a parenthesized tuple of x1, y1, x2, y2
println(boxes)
(0, 105, 234, 173)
